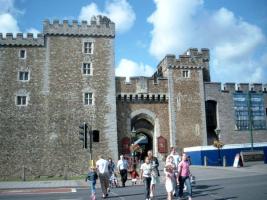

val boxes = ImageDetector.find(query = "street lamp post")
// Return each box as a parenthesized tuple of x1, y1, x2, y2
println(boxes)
(248, 92, 254, 151)
(214, 128, 223, 166)
(131, 127, 136, 156)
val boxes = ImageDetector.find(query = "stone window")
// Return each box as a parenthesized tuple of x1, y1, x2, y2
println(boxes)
(84, 92, 93, 105)
(19, 49, 26, 59)
(16, 95, 27, 106)
(82, 63, 92, 75)
(233, 93, 266, 130)
(182, 70, 190, 78)
(84, 42, 93, 54)
(19, 71, 29, 81)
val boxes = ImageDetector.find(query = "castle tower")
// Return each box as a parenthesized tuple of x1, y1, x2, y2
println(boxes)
(153, 48, 209, 149)
(0, 16, 118, 179)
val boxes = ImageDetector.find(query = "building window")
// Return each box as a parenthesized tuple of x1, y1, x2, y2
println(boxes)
(82, 63, 92, 75)
(233, 93, 266, 130)
(84, 42, 93, 54)
(19, 49, 26, 59)
(182, 70, 190, 78)
(84, 92, 93, 105)
(19, 71, 29, 81)
(17, 96, 27, 106)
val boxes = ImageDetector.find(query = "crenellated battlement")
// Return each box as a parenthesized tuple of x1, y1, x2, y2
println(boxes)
(43, 15, 115, 37)
(116, 76, 168, 96)
(116, 92, 168, 103)
(116, 75, 169, 103)
(154, 48, 210, 79)
(0, 15, 114, 47)
(205, 82, 267, 93)
(158, 48, 210, 69)
(0, 33, 44, 46)
(175, 48, 210, 68)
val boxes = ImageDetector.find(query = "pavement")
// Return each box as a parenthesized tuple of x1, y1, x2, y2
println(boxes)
(0, 163, 266, 190)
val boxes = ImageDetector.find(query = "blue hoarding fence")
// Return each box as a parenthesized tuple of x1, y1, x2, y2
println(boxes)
(184, 142, 267, 166)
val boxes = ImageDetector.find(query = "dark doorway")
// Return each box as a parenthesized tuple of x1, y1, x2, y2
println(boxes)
(131, 114, 154, 161)
(205, 100, 218, 145)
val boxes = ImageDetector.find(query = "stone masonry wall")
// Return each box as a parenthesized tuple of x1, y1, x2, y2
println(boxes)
(205, 82, 267, 145)
(0, 46, 47, 179)
(0, 16, 117, 179)
(158, 51, 208, 151)
(171, 68, 206, 150)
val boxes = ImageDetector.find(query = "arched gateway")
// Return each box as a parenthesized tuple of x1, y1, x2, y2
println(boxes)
(130, 109, 159, 160)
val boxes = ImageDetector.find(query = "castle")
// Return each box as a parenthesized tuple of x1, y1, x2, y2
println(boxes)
(0, 16, 266, 179)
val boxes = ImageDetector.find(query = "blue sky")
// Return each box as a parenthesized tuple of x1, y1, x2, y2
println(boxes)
(1, 0, 267, 83)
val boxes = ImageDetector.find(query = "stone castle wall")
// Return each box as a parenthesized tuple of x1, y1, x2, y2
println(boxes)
(115, 76, 170, 157)
(205, 82, 267, 145)
(162, 53, 207, 150)
(0, 15, 266, 180)
(0, 16, 118, 180)
(0, 45, 47, 179)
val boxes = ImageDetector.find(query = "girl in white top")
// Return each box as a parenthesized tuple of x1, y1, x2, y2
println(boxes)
(140, 157, 152, 200)
(164, 155, 176, 200)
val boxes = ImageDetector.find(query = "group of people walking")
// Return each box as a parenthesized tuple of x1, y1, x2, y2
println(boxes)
(85, 154, 130, 199)
(85, 147, 193, 200)
(165, 147, 193, 200)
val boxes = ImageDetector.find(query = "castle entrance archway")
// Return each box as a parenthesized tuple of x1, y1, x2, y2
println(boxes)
(131, 110, 157, 161)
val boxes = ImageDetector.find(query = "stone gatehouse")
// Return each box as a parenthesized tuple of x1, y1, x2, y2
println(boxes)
(0, 16, 266, 179)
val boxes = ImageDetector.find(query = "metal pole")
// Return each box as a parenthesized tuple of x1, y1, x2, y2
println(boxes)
(248, 92, 254, 151)
(89, 126, 92, 160)
(218, 148, 222, 166)
(84, 122, 87, 149)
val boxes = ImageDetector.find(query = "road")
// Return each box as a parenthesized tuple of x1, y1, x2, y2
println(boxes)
(1, 174, 267, 200)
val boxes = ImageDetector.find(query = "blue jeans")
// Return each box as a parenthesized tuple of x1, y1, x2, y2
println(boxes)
(173, 174, 179, 196)
(88, 180, 96, 195)
(144, 177, 151, 199)
(179, 176, 192, 198)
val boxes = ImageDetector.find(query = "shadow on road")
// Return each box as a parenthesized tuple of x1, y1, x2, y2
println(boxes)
(192, 184, 224, 198)
(214, 196, 238, 200)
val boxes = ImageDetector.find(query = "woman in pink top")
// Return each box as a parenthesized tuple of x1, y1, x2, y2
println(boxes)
(178, 153, 192, 200)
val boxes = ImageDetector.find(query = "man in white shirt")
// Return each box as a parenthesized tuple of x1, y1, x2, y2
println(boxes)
(169, 147, 181, 166)
(117, 155, 128, 187)
(96, 155, 109, 198)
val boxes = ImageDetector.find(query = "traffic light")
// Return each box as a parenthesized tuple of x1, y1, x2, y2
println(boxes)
(92, 130, 99, 142)
(79, 122, 88, 149)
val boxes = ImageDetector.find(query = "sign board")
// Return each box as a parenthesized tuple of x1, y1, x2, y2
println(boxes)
(158, 136, 167, 153)
(240, 150, 264, 163)
(233, 153, 243, 167)
(121, 137, 131, 154)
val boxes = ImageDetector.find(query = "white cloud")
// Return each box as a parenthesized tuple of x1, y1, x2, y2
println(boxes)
(0, 0, 23, 34)
(79, 3, 100, 20)
(0, 0, 40, 37)
(79, 0, 135, 34)
(147, 0, 203, 59)
(116, 59, 154, 81)
(148, 0, 267, 83)
(0, 13, 20, 34)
